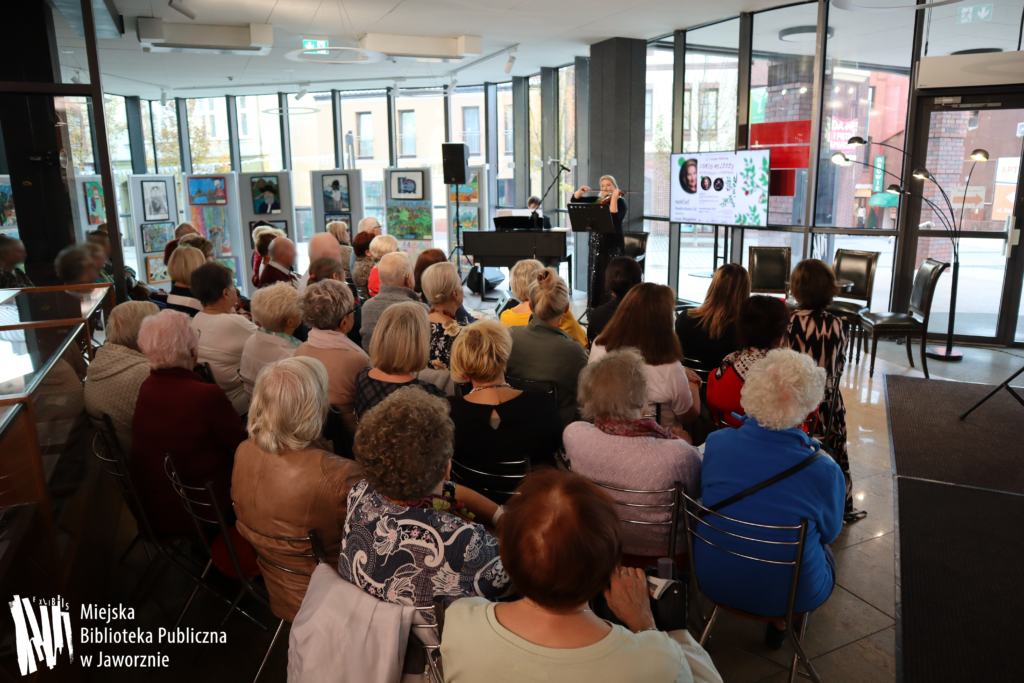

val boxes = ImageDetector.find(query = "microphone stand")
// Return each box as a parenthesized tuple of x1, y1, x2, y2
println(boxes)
(532, 162, 569, 231)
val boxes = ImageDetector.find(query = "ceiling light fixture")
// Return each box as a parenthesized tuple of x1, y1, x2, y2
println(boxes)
(779, 25, 834, 42)
(970, 149, 989, 161)
(296, 83, 309, 101)
(71, 71, 82, 85)
(504, 50, 517, 74)
(167, 0, 197, 20)
(283, 46, 385, 65)
(832, 0, 964, 13)
(160, 89, 168, 106)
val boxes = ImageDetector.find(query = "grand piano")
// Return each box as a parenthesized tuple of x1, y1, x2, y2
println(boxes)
(461, 228, 571, 299)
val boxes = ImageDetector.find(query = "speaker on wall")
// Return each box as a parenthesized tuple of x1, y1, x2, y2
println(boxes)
(442, 143, 469, 185)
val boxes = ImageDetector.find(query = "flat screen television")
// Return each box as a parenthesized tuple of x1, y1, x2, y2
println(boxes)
(669, 150, 771, 227)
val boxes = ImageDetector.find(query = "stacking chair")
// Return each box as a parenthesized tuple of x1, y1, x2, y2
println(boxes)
(828, 249, 880, 363)
(450, 454, 532, 505)
(505, 375, 558, 406)
(858, 258, 948, 379)
(681, 493, 823, 683)
(748, 246, 791, 294)
(623, 231, 649, 276)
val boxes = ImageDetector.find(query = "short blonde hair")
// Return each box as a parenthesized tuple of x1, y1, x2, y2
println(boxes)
(529, 268, 570, 322)
(299, 279, 355, 331)
(251, 281, 301, 333)
(167, 245, 205, 285)
(449, 319, 512, 383)
(175, 222, 197, 238)
(138, 310, 198, 370)
(369, 234, 399, 259)
(370, 302, 429, 374)
(107, 301, 159, 350)
(178, 233, 213, 258)
(600, 174, 619, 189)
(248, 357, 330, 454)
(741, 348, 826, 431)
(578, 347, 647, 422)
(326, 221, 350, 245)
(420, 261, 462, 306)
(509, 259, 544, 301)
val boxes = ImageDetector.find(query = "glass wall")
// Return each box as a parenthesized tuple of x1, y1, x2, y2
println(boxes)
(644, 40, 673, 286)
(339, 90, 389, 226)
(150, 100, 181, 176)
(287, 91, 335, 263)
(683, 21, 739, 154)
(528, 75, 542, 199)
(453, 86, 486, 166)
(237, 94, 283, 173)
(557, 65, 576, 221)
(104, 95, 136, 265)
(812, 233, 896, 312)
(141, 102, 156, 174)
(65, 96, 96, 176)
(497, 82, 515, 207)
(394, 88, 448, 251)
(187, 97, 232, 173)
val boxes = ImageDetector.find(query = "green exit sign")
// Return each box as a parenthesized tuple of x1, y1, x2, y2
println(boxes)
(956, 4, 993, 23)
(302, 39, 329, 54)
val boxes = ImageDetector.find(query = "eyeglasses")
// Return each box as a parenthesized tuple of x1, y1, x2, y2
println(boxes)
(787, 322, 794, 331)
(339, 301, 360, 319)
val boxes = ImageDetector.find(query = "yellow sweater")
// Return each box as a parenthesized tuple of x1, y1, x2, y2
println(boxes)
(500, 308, 588, 349)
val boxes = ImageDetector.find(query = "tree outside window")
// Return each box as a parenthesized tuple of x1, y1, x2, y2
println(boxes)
(699, 86, 719, 139)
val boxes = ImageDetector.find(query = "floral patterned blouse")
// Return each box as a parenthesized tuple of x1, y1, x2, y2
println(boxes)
(338, 480, 512, 608)
(429, 318, 466, 371)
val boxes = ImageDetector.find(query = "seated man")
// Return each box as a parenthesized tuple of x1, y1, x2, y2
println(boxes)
(258, 237, 298, 288)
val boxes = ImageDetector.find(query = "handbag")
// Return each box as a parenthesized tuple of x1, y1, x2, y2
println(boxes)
(589, 567, 689, 632)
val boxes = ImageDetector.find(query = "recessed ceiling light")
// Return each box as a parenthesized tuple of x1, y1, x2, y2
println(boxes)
(778, 25, 834, 42)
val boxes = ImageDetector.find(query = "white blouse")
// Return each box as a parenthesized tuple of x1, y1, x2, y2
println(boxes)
(192, 312, 259, 414)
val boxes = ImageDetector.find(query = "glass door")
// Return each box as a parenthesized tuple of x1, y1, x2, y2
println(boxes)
(907, 93, 1024, 345)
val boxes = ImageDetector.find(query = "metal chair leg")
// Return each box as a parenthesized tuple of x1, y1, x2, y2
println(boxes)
(698, 605, 719, 646)
(920, 334, 930, 379)
(787, 613, 822, 683)
(869, 332, 879, 377)
(905, 335, 915, 367)
(856, 325, 863, 363)
(253, 619, 286, 683)
(118, 534, 142, 565)
(175, 558, 213, 628)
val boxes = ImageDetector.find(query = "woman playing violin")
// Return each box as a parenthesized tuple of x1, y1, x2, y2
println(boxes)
(573, 175, 628, 309)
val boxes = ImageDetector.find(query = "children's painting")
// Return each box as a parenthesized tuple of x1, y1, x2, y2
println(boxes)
(0, 177, 15, 226)
(322, 175, 350, 213)
(385, 201, 432, 240)
(146, 255, 170, 284)
(142, 180, 171, 221)
(390, 171, 424, 200)
(325, 214, 351, 231)
(84, 181, 105, 224)
(448, 172, 479, 203)
(190, 205, 231, 256)
(251, 176, 281, 214)
(398, 240, 431, 264)
(453, 207, 479, 232)
(216, 256, 242, 289)
(141, 221, 176, 253)
(187, 176, 228, 205)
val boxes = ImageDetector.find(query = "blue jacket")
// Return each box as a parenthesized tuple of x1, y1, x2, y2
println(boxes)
(694, 417, 845, 617)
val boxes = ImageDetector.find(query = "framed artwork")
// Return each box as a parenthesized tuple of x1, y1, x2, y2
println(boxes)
(452, 206, 479, 232)
(385, 200, 432, 240)
(142, 180, 171, 221)
(145, 255, 170, 284)
(190, 205, 231, 256)
(84, 180, 106, 224)
(187, 176, 228, 205)
(398, 240, 431, 264)
(216, 256, 242, 289)
(141, 221, 176, 253)
(251, 176, 281, 214)
(325, 213, 351, 231)
(248, 220, 288, 249)
(322, 174, 350, 213)
(0, 179, 15, 227)
(448, 172, 479, 203)
(390, 170, 424, 200)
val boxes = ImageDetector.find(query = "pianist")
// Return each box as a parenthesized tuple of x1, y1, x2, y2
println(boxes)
(527, 196, 552, 230)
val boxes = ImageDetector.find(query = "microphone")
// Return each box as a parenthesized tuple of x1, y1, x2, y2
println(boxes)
(548, 158, 572, 172)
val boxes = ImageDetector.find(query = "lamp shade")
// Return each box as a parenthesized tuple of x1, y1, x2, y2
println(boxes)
(831, 152, 849, 166)
(886, 183, 902, 194)
(913, 168, 930, 180)
(970, 149, 989, 161)
(847, 136, 867, 146)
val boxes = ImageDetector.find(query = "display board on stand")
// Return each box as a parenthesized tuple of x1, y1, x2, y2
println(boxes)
(179, 171, 247, 294)
(126, 174, 180, 287)
(445, 164, 486, 272)
(75, 175, 107, 242)
(0, 175, 17, 239)
(310, 169, 364, 239)
(384, 167, 433, 262)
(236, 171, 297, 291)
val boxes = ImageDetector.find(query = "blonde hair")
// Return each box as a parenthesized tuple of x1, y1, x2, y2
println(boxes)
(248, 357, 330, 454)
(167, 245, 205, 285)
(599, 175, 619, 189)
(529, 268, 570, 322)
(450, 319, 512, 383)
(741, 349, 825, 431)
(107, 301, 159, 350)
(299, 279, 355, 331)
(369, 234, 399, 259)
(420, 261, 462, 306)
(178, 233, 213, 258)
(175, 222, 197, 238)
(326, 221, 350, 245)
(509, 259, 544, 301)
(687, 264, 751, 340)
(251, 281, 301, 333)
(578, 347, 647, 422)
(370, 302, 429, 374)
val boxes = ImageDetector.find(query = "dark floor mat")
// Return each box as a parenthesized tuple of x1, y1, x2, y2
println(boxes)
(886, 375, 1024, 494)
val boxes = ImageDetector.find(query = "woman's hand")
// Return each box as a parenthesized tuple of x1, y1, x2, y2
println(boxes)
(604, 566, 657, 634)
(684, 368, 703, 388)
(574, 185, 591, 199)
(671, 427, 693, 443)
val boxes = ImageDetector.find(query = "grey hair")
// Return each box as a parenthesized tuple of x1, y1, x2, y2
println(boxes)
(378, 251, 412, 287)
(578, 347, 648, 423)
(740, 348, 826, 431)
(369, 234, 399, 259)
(251, 281, 301, 333)
(299, 279, 354, 331)
(248, 356, 330, 454)
(107, 301, 160, 350)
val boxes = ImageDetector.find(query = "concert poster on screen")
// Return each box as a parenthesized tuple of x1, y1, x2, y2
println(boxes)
(669, 150, 770, 227)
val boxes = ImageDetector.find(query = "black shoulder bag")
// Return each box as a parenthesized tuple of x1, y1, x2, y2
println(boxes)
(705, 440, 823, 516)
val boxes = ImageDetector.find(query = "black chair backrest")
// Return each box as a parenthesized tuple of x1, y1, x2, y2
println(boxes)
(748, 247, 791, 294)
(505, 375, 558, 406)
(909, 258, 948, 321)
(192, 362, 217, 385)
(623, 232, 649, 262)
(832, 249, 880, 305)
(450, 455, 531, 504)
(322, 407, 354, 460)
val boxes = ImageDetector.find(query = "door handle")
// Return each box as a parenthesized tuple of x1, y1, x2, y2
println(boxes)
(1005, 216, 1018, 258)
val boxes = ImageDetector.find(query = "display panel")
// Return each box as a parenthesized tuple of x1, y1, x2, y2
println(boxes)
(669, 150, 770, 226)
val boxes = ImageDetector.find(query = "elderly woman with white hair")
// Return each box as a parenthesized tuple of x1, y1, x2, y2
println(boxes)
(421, 260, 467, 370)
(131, 310, 247, 537)
(240, 282, 303, 399)
(696, 348, 844, 650)
(366, 233, 398, 297)
(566, 347, 701, 562)
(85, 301, 160, 452)
(232, 356, 362, 622)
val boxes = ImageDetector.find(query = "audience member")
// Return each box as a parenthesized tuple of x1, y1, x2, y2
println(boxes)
(131, 310, 246, 537)
(421, 261, 467, 371)
(240, 282, 302, 399)
(447, 319, 562, 496)
(191, 261, 258, 414)
(298, 233, 343, 293)
(441, 469, 722, 683)
(258, 237, 298, 288)
(359, 252, 426, 353)
(349, 216, 382, 274)
(325, 221, 353, 271)
(351, 231, 375, 302)
(707, 295, 791, 428)
(306, 257, 345, 286)
(340, 387, 511, 608)
(0, 236, 32, 288)
(232, 356, 362, 622)
(354, 302, 445, 417)
(413, 248, 475, 324)
(506, 269, 588, 427)
(178, 233, 214, 260)
(567, 348, 701, 558)
(367, 234, 399, 297)
(587, 256, 642, 343)
(676, 264, 749, 369)
(697, 349, 843, 649)
(163, 222, 198, 265)
(165, 245, 206, 316)
(500, 258, 587, 347)
(253, 227, 286, 288)
(54, 245, 98, 285)
(294, 279, 370, 438)
(591, 283, 700, 431)
(85, 242, 114, 284)
(84, 301, 159, 452)
(788, 259, 859, 522)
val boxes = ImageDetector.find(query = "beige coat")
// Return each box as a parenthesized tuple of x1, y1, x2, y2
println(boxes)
(293, 343, 370, 439)
(84, 343, 151, 453)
